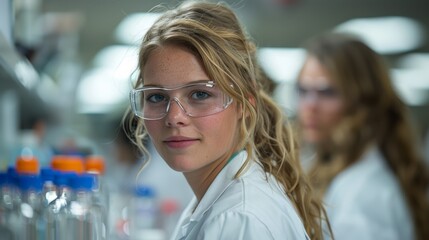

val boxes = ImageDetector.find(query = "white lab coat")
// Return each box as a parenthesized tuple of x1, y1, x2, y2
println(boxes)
(171, 151, 309, 240)
(324, 146, 414, 240)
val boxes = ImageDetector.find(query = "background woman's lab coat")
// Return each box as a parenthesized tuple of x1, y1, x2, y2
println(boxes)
(324, 146, 414, 240)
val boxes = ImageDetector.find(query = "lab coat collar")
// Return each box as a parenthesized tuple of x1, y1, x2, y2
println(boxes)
(191, 150, 249, 221)
(177, 150, 251, 238)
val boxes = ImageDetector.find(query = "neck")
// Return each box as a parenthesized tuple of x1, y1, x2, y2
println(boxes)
(184, 155, 229, 201)
(184, 149, 241, 202)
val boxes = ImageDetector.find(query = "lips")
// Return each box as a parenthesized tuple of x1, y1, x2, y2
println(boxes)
(304, 123, 318, 129)
(163, 136, 199, 148)
(302, 118, 319, 129)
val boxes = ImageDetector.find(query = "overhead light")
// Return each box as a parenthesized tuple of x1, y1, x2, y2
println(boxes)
(76, 67, 132, 114)
(257, 48, 306, 83)
(335, 16, 425, 55)
(393, 53, 429, 106)
(81, 45, 142, 114)
(396, 53, 429, 69)
(92, 45, 139, 80)
(14, 60, 39, 90)
(37, 73, 59, 105)
(273, 82, 298, 116)
(115, 13, 162, 45)
(391, 68, 429, 106)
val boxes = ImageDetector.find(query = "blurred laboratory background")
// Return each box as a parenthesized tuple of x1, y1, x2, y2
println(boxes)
(0, 0, 428, 239)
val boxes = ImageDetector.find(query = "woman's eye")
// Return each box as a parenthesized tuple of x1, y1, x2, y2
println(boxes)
(191, 91, 210, 100)
(319, 88, 338, 98)
(146, 93, 166, 103)
(297, 86, 308, 96)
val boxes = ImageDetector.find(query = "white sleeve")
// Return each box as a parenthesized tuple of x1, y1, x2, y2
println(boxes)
(330, 214, 403, 240)
(197, 211, 275, 240)
(329, 201, 406, 240)
(330, 214, 375, 240)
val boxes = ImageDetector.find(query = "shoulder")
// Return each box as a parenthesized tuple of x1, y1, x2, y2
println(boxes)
(326, 147, 405, 206)
(205, 163, 308, 239)
(200, 206, 308, 240)
(198, 210, 275, 239)
(324, 147, 414, 239)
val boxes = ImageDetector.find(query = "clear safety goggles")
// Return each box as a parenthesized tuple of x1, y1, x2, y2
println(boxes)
(130, 80, 233, 120)
(296, 83, 340, 103)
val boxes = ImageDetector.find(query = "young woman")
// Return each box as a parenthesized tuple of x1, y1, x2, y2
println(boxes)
(127, 1, 329, 239)
(297, 33, 429, 240)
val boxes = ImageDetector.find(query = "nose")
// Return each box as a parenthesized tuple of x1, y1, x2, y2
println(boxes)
(164, 98, 189, 127)
(300, 91, 319, 106)
(299, 92, 320, 113)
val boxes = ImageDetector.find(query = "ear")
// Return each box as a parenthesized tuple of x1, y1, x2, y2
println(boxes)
(248, 95, 256, 107)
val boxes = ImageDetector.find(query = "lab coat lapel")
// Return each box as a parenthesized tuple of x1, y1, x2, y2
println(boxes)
(178, 151, 248, 238)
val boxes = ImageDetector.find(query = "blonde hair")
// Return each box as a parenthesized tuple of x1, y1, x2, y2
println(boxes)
(304, 33, 429, 240)
(127, 1, 329, 239)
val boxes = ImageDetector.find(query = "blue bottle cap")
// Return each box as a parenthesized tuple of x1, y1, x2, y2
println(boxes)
(0, 172, 9, 186)
(7, 166, 16, 175)
(54, 172, 77, 187)
(7, 167, 17, 187)
(18, 175, 42, 192)
(70, 174, 95, 191)
(41, 168, 56, 182)
(134, 185, 155, 198)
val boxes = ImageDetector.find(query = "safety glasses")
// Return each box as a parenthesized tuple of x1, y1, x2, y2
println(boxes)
(130, 81, 233, 120)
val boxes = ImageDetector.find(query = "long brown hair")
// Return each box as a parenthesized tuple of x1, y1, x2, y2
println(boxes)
(127, 1, 330, 239)
(305, 33, 429, 240)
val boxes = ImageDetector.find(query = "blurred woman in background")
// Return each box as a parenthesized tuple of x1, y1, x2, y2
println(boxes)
(297, 33, 429, 240)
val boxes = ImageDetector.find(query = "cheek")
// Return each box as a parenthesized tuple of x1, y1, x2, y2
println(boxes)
(297, 104, 307, 120)
(144, 120, 161, 139)
(321, 103, 344, 128)
(202, 110, 240, 145)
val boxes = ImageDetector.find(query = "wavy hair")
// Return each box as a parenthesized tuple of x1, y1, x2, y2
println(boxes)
(304, 33, 429, 240)
(126, 1, 329, 239)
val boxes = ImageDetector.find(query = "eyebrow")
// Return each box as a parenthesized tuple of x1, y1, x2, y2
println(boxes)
(296, 82, 333, 90)
(142, 79, 213, 88)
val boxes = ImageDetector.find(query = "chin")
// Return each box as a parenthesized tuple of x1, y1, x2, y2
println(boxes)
(168, 164, 189, 173)
(303, 131, 322, 145)
(164, 157, 194, 173)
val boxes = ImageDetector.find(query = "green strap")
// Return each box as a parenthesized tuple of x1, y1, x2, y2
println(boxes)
(227, 151, 241, 164)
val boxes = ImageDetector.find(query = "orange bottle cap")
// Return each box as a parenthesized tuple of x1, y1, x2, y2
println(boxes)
(85, 155, 105, 175)
(51, 155, 67, 170)
(51, 155, 85, 174)
(161, 199, 179, 215)
(16, 156, 39, 174)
